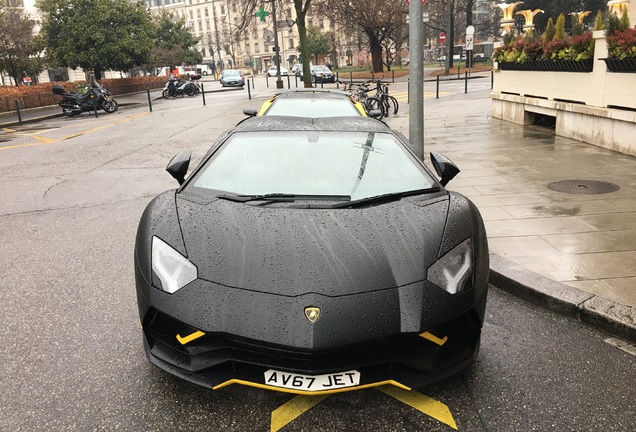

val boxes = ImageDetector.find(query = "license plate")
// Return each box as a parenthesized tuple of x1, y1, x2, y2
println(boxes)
(264, 369, 360, 392)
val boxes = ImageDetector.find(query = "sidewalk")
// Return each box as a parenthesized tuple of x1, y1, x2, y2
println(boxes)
(386, 87, 636, 343)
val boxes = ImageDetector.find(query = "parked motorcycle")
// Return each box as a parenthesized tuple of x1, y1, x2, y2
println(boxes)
(52, 81, 117, 117)
(162, 75, 200, 98)
(53, 80, 118, 116)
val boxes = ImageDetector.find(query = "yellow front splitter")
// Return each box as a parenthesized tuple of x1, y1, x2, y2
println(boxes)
(213, 378, 410, 396)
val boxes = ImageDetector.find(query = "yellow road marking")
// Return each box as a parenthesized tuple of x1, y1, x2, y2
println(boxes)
(270, 394, 328, 432)
(378, 385, 458, 430)
(32, 135, 57, 143)
(0, 112, 150, 151)
(3, 127, 16, 132)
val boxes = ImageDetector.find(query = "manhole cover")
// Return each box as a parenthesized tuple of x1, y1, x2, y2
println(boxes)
(547, 180, 620, 194)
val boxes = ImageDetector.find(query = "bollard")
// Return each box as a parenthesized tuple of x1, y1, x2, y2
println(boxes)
(295, 74, 298, 88)
(247, 79, 252, 100)
(146, 88, 153, 112)
(94, 100, 98, 118)
(392, 70, 395, 83)
(491, 70, 494, 89)
(287, 75, 290, 89)
(457, 66, 460, 79)
(201, 83, 206, 106)
(320, 79, 324, 89)
(350, 71, 353, 84)
(436, 75, 440, 99)
(465, 71, 468, 93)
(336, 72, 339, 83)
(252, 75, 255, 89)
(266, 74, 269, 88)
(14, 100, 22, 125)
(407, 81, 409, 103)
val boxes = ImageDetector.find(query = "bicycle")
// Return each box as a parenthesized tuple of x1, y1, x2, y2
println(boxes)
(373, 80, 399, 116)
(340, 81, 386, 119)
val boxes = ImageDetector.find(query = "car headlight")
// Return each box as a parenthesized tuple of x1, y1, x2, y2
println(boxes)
(427, 238, 473, 294)
(151, 236, 197, 294)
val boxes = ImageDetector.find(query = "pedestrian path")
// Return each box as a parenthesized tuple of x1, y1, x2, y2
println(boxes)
(386, 86, 636, 342)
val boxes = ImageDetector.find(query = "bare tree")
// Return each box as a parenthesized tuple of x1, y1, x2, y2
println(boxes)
(230, 0, 316, 88)
(321, 0, 407, 73)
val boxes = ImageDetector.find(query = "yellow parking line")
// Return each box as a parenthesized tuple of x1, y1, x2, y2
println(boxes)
(378, 385, 457, 430)
(271, 394, 328, 432)
(32, 135, 57, 143)
(2, 127, 16, 132)
(0, 112, 150, 151)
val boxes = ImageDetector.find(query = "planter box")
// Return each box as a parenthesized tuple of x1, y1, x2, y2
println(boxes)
(498, 59, 593, 72)
(601, 58, 636, 73)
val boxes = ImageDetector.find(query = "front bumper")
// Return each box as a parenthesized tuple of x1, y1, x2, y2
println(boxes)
(142, 306, 482, 393)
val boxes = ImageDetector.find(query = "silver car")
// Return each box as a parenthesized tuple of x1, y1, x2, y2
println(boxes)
(219, 69, 245, 87)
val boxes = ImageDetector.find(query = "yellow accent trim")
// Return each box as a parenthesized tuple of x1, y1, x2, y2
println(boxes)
(353, 100, 367, 116)
(258, 96, 277, 116)
(271, 394, 328, 432)
(176, 330, 205, 345)
(378, 385, 458, 430)
(419, 331, 448, 346)
(213, 379, 410, 396)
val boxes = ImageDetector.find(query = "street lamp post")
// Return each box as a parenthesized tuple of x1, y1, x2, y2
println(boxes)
(269, 0, 284, 89)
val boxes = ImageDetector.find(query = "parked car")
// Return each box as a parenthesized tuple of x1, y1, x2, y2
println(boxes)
(244, 90, 368, 117)
(291, 64, 302, 76)
(134, 115, 489, 394)
(300, 65, 335, 83)
(267, 65, 288, 77)
(219, 69, 245, 87)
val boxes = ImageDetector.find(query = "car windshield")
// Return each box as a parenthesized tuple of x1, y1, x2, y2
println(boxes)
(189, 130, 436, 201)
(224, 70, 240, 76)
(266, 98, 360, 117)
(313, 66, 330, 72)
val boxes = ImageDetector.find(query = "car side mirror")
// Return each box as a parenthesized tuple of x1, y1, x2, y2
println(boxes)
(430, 152, 460, 186)
(368, 109, 383, 119)
(166, 150, 191, 185)
(243, 108, 258, 117)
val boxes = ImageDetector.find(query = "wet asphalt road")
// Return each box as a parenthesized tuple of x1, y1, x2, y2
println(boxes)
(0, 84, 634, 431)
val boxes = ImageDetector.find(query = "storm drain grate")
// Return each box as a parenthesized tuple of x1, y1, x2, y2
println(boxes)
(547, 180, 620, 194)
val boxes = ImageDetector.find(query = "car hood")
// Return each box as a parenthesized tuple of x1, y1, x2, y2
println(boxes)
(176, 195, 449, 297)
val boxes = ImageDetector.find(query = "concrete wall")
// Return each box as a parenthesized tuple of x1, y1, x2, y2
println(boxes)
(491, 31, 636, 156)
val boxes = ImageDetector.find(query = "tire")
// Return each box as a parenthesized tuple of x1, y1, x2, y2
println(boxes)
(185, 87, 196, 97)
(102, 99, 117, 113)
(365, 97, 386, 118)
(62, 107, 79, 117)
(162, 89, 170, 99)
(386, 95, 399, 115)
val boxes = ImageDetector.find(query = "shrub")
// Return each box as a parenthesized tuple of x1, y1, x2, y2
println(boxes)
(555, 14, 566, 40)
(543, 18, 556, 41)
(606, 27, 636, 59)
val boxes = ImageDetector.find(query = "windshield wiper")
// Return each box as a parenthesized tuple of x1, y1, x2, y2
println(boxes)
(216, 193, 351, 203)
(330, 187, 441, 208)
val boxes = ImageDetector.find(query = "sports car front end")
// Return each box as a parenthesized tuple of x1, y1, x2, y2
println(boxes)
(134, 117, 488, 394)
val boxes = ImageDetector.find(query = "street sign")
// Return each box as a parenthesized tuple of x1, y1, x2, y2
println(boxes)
(440, 32, 446, 43)
(466, 34, 474, 51)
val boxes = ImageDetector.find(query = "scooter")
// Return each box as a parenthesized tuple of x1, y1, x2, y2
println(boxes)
(162, 75, 200, 98)
(53, 80, 118, 117)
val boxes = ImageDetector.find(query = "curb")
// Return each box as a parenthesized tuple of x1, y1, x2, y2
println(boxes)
(489, 254, 636, 343)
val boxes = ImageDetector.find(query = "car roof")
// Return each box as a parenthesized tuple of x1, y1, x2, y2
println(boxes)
(233, 115, 391, 133)
(272, 90, 353, 100)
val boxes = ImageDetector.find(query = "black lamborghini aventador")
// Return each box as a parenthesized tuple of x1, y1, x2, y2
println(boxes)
(134, 116, 489, 395)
